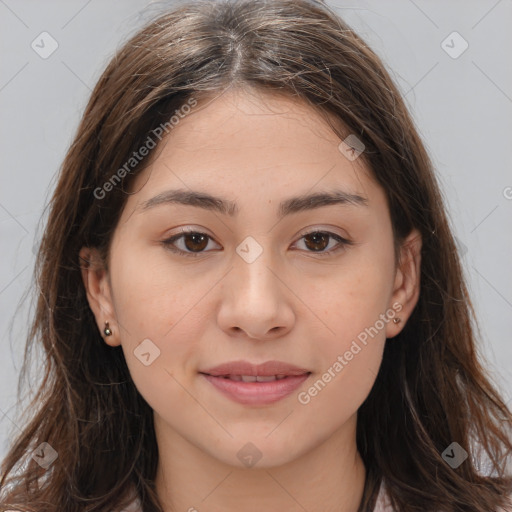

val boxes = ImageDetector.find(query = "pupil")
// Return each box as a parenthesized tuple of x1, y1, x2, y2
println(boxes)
(185, 233, 208, 251)
(305, 232, 328, 251)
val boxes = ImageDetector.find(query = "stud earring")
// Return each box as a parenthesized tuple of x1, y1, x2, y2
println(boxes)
(393, 317, 401, 324)
(103, 321, 112, 336)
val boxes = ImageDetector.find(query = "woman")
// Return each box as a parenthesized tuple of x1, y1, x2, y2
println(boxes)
(1, 0, 511, 511)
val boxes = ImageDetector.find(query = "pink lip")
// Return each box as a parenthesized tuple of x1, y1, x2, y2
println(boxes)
(199, 360, 311, 405)
(201, 373, 310, 405)
(201, 360, 310, 377)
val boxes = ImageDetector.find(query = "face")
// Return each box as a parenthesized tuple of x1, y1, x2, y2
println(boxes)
(81, 88, 421, 469)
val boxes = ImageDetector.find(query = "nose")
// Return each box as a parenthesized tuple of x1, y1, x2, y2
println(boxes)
(216, 248, 295, 341)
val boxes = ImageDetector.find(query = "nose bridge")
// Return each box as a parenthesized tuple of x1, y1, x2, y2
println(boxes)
(232, 237, 281, 303)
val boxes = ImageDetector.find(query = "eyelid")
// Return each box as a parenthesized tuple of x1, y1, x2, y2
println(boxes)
(295, 225, 349, 240)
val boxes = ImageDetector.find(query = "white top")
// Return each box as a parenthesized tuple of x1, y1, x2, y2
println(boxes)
(373, 480, 393, 511)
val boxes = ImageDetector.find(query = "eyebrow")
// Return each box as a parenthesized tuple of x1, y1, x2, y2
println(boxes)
(139, 188, 368, 219)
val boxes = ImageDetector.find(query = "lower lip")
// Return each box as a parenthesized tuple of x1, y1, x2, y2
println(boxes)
(201, 373, 311, 405)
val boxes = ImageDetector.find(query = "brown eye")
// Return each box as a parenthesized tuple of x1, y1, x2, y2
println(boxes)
(182, 233, 209, 252)
(162, 229, 353, 258)
(303, 232, 330, 252)
(294, 230, 353, 257)
(162, 231, 220, 257)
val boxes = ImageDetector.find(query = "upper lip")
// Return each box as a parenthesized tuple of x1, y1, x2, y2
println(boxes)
(201, 360, 310, 377)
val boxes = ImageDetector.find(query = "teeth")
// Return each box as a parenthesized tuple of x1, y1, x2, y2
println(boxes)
(220, 375, 291, 382)
(256, 375, 277, 382)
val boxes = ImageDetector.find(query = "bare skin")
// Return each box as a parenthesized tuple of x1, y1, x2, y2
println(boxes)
(81, 87, 421, 512)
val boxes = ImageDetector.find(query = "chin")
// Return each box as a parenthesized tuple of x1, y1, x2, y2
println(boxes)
(216, 436, 311, 470)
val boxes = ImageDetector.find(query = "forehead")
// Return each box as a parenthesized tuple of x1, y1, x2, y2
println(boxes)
(159, 88, 355, 166)
(124, 88, 383, 215)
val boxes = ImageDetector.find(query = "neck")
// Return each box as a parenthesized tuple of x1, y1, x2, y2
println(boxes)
(154, 413, 367, 512)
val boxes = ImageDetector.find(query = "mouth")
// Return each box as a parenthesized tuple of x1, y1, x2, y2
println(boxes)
(200, 359, 311, 378)
(203, 374, 299, 382)
(199, 360, 311, 405)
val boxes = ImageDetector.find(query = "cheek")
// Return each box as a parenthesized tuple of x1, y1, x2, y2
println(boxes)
(110, 240, 198, 332)
(298, 270, 391, 420)
(307, 251, 394, 395)
(109, 244, 210, 377)
(320, 257, 394, 344)
(297, 342, 383, 437)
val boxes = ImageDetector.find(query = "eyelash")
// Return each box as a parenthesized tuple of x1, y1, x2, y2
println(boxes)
(161, 228, 353, 258)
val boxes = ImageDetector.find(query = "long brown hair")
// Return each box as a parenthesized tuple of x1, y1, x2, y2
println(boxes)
(1, 1, 511, 510)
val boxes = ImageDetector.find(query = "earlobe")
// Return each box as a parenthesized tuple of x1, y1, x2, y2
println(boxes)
(79, 247, 121, 347)
(385, 229, 422, 339)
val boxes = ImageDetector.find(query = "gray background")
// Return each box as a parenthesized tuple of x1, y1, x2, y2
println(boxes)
(1, 0, 511, 461)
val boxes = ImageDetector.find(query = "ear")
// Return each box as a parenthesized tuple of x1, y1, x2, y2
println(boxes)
(385, 228, 422, 339)
(79, 247, 121, 347)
